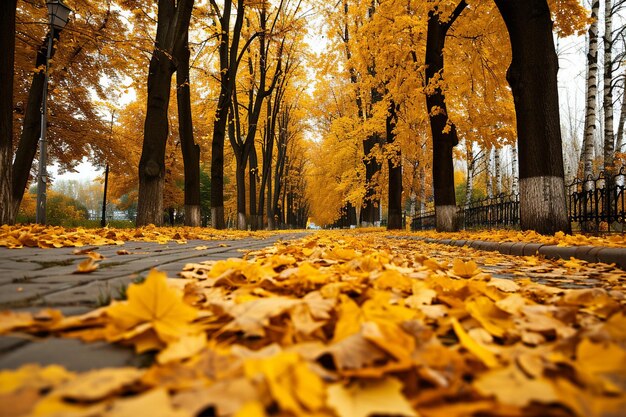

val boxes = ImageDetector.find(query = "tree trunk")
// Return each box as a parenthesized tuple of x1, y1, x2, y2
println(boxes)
(210, 0, 245, 229)
(602, 0, 615, 175)
(425, 1, 467, 232)
(580, 0, 600, 180)
(249, 144, 258, 230)
(419, 165, 426, 215)
(494, 147, 502, 195)
(486, 147, 494, 199)
(511, 141, 519, 195)
(235, 155, 246, 230)
(386, 101, 403, 230)
(136, 50, 174, 226)
(10, 31, 60, 220)
(465, 144, 474, 210)
(616, 66, 626, 153)
(0, 0, 16, 225)
(177, 31, 201, 227)
(136, 0, 194, 226)
(361, 132, 382, 226)
(494, 0, 570, 234)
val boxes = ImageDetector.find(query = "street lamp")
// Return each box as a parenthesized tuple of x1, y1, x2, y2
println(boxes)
(36, 0, 72, 224)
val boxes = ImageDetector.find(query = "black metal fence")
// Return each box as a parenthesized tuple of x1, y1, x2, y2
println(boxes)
(568, 168, 625, 233)
(410, 169, 626, 233)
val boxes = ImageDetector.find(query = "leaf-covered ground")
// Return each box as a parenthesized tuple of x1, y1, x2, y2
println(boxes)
(1, 230, 626, 417)
(407, 229, 626, 248)
(0, 224, 280, 249)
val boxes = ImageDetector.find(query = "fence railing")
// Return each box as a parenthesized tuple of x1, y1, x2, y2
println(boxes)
(567, 168, 625, 232)
(410, 168, 626, 233)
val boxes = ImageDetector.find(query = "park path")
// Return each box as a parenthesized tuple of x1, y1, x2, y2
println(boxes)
(0, 232, 306, 371)
(0, 230, 623, 373)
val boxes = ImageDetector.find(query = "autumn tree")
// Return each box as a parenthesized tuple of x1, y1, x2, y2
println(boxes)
(176, 28, 201, 226)
(209, 0, 246, 229)
(229, 2, 284, 230)
(493, 0, 570, 234)
(580, 0, 600, 181)
(425, 1, 467, 232)
(11, 1, 125, 223)
(0, 0, 16, 224)
(136, 0, 194, 226)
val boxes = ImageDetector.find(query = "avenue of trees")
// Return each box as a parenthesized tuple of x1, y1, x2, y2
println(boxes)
(0, 0, 625, 235)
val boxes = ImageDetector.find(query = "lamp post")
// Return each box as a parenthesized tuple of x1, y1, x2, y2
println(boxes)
(36, 0, 71, 224)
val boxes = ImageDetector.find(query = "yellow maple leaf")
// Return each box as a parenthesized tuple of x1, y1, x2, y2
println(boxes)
(452, 259, 480, 278)
(157, 333, 207, 364)
(244, 352, 325, 415)
(473, 364, 558, 407)
(106, 269, 198, 343)
(326, 378, 417, 417)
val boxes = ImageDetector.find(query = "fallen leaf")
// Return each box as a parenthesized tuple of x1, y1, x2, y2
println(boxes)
(73, 257, 99, 274)
(55, 368, 144, 402)
(106, 269, 198, 343)
(326, 377, 417, 417)
(451, 318, 499, 368)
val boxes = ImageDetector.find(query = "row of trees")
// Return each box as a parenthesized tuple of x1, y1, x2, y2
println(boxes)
(307, 0, 609, 234)
(1, 0, 623, 234)
(1, 0, 312, 230)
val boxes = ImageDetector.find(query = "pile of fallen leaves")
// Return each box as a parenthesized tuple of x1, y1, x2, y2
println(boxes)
(404, 229, 626, 247)
(0, 224, 280, 249)
(1, 231, 626, 417)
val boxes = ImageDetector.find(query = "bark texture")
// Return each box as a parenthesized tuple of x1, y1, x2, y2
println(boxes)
(494, 0, 570, 234)
(602, 0, 615, 175)
(581, 0, 600, 180)
(177, 31, 201, 227)
(425, 1, 467, 232)
(386, 101, 403, 230)
(137, 0, 194, 226)
(210, 0, 245, 229)
(0, 0, 16, 224)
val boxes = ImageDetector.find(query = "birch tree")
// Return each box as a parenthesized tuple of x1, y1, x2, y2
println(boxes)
(581, 0, 600, 181)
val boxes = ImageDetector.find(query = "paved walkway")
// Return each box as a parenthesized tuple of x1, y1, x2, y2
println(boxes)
(0, 231, 623, 373)
(405, 236, 626, 269)
(0, 233, 306, 371)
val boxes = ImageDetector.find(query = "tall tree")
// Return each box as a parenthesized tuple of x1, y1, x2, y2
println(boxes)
(11, 1, 123, 223)
(386, 100, 402, 229)
(580, 0, 600, 180)
(176, 30, 201, 226)
(425, 0, 467, 232)
(229, 3, 282, 230)
(209, 0, 245, 229)
(493, 0, 570, 234)
(136, 0, 194, 226)
(616, 65, 626, 153)
(0, 0, 17, 224)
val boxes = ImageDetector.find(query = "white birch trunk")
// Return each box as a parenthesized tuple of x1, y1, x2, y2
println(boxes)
(465, 144, 474, 210)
(486, 147, 494, 199)
(603, 0, 615, 174)
(419, 165, 426, 216)
(616, 68, 626, 153)
(494, 147, 502, 195)
(581, 0, 600, 181)
(511, 142, 519, 195)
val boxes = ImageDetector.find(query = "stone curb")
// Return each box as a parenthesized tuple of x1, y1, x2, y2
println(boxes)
(404, 236, 626, 270)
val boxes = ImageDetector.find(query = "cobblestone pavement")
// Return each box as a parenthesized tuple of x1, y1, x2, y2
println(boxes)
(0, 233, 306, 371)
